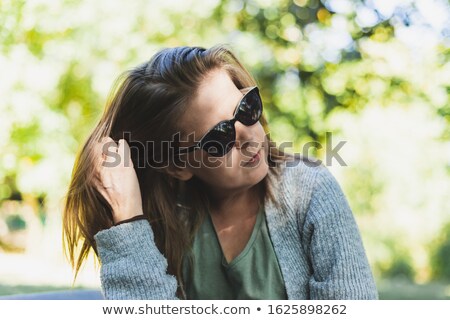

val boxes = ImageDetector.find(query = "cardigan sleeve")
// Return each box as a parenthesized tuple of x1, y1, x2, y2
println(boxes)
(94, 219, 179, 300)
(303, 166, 378, 299)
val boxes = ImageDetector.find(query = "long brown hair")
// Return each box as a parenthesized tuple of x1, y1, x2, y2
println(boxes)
(62, 44, 293, 298)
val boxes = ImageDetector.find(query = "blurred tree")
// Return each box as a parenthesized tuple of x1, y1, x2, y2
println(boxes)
(0, 0, 449, 289)
(227, 0, 449, 151)
(1, 0, 448, 201)
(430, 223, 450, 281)
(375, 239, 415, 281)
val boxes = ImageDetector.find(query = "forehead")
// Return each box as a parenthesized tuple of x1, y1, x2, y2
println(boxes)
(179, 68, 242, 142)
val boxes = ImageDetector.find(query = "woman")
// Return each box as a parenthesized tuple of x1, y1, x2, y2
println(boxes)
(63, 45, 378, 300)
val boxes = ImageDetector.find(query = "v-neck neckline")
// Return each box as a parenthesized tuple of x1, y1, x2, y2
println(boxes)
(207, 206, 264, 268)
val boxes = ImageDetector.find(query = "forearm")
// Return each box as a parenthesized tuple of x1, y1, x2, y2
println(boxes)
(94, 219, 179, 300)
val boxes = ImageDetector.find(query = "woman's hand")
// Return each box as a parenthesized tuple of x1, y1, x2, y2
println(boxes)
(94, 137, 144, 224)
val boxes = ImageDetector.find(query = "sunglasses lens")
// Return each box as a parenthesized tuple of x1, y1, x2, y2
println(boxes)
(192, 88, 262, 157)
(236, 89, 262, 126)
(201, 121, 235, 156)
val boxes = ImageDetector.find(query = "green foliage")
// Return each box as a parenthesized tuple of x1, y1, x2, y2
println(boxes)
(0, 0, 26, 53)
(0, 0, 449, 291)
(382, 258, 415, 281)
(54, 62, 103, 140)
(430, 223, 450, 281)
(344, 160, 384, 216)
(377, 253, 415, 282)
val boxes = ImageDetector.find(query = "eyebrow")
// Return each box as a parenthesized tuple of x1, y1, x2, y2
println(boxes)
(215, 91, 244, 125)
(192, 88, 246, 142)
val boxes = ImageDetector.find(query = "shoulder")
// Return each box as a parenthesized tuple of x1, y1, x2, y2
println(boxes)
(269, 154, 348, 222)
(275, 154, 336, 199)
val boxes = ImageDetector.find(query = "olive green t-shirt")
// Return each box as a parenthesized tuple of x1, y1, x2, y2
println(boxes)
(183, 207, 287, 299)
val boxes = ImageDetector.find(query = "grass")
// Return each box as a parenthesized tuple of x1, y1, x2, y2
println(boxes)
(0, 284, 94, 297)
(1, 280, 449, 299)
(377, 280, 450, 300)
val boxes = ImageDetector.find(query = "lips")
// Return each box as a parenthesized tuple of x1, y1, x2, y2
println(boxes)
(244, 149, 261, 166)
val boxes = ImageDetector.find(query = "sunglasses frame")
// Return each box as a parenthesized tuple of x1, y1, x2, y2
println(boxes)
(174, 86, 263, 157)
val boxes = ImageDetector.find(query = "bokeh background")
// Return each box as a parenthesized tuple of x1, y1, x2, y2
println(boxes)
(0, 0, 449, 299)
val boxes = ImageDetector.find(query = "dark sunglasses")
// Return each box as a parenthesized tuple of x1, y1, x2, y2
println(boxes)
(174, 86, 263, 157)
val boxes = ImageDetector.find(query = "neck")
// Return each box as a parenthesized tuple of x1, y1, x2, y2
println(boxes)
(207, 183, 262, 222)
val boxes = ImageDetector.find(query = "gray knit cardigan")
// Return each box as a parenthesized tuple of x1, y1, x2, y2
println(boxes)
(94, 159, 379, 300)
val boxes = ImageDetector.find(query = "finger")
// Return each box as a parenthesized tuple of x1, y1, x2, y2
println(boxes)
(98, 136, 115, 144)
(117, 139, 125, 156)
(92, 175, 110, 202)
(94, 152, 105, 179)
(102, 139, 118, 156)
(95, 137, 114, 166)
(97, 136, 116, 153)
(95, 147, 108, 177)
(94, 137, 113, 181)
(94, 148, 113, 184)
(117, 139, 132, 167)
(100, 141, 121, 170)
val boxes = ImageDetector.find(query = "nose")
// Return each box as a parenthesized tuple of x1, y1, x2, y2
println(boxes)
(234, 120, 258, 152)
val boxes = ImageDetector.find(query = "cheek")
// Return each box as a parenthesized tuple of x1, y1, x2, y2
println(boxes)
(189, 154, 239, 181)
(189, 164, 234, 188)
(186, 152, 229, 176)
(257, 124, 267, 142)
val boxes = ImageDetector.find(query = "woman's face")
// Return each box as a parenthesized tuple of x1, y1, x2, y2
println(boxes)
(173, 68, 269, 195)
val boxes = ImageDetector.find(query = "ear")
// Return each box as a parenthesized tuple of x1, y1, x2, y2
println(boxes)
(164, 163, 194, 181)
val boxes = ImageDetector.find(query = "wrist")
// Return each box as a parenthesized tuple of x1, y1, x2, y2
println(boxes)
(112, 207, 144, 224)
(114, 214, 147, 226)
